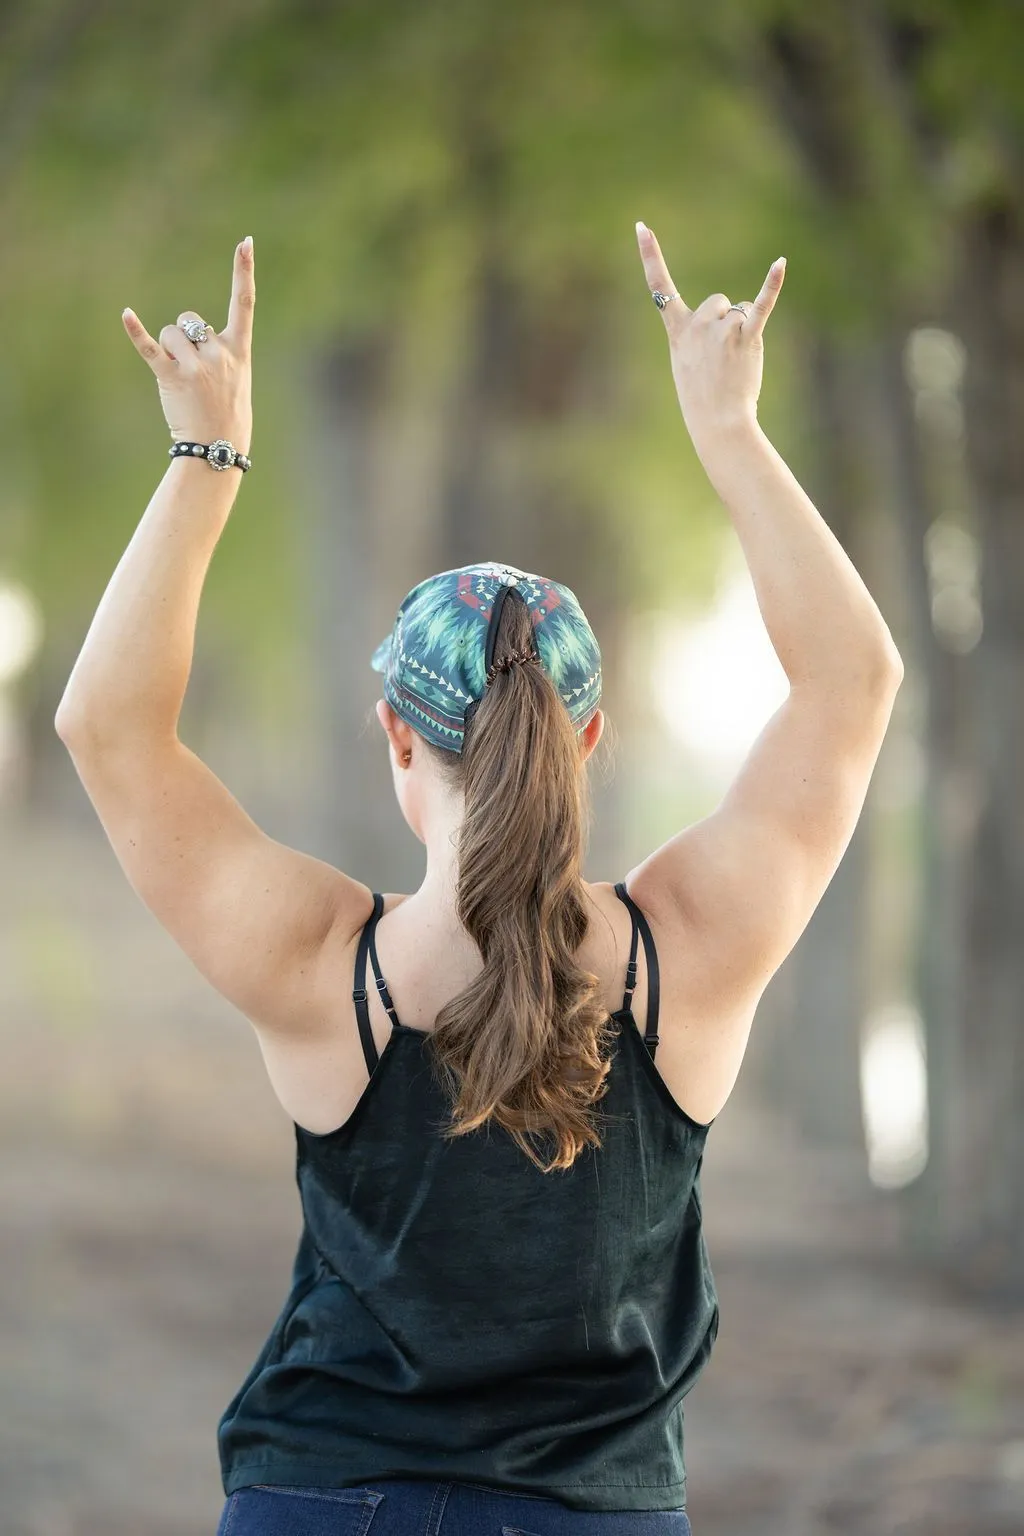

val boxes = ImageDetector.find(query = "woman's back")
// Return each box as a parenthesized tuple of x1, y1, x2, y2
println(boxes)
(218, 881, 718, 1514)
(256, 878, 717, 1140)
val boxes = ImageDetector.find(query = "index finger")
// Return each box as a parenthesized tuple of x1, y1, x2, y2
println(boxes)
(224, 235, 255, 348)
(745, 257, 786, 340)
(635, 222, 691, 323)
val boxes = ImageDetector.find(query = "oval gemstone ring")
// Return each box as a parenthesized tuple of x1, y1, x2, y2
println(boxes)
(181, 318, 211, 344)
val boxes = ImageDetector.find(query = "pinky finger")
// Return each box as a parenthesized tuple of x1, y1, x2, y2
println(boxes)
(122, 307, 175, 377)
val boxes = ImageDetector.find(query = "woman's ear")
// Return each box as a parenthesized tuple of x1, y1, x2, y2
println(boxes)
(580, 709, 605, 760)
(376, 699, 415, 764)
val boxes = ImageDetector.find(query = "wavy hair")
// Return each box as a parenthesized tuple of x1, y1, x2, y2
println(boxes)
(420, 586, 617, 1173)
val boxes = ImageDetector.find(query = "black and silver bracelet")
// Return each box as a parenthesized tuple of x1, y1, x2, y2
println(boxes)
(169, 438, 252, 472)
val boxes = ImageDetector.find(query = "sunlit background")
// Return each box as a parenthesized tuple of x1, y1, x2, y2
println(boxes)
(2, 4, 1023, 1534)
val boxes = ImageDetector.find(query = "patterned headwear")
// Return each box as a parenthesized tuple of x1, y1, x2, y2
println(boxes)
(370, 561, 602, 754)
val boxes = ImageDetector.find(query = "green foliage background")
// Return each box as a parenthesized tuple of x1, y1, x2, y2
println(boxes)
(0, 0, 825, 724)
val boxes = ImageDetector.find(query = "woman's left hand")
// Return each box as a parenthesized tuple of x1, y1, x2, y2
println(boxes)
(121, 236, 255, 456)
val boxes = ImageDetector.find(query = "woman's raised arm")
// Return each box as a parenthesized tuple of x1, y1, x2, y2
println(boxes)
(55, 238, 369, 1040)
(626, 223, 903, 1121)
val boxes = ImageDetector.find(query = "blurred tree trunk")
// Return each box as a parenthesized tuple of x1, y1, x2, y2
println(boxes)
(953, 195, 1024, 1298)
(875, 331, 975, 1263)
(299, 329, 399, 877)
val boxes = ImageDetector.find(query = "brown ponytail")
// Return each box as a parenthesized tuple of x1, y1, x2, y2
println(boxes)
(422, 587, 615, 1173)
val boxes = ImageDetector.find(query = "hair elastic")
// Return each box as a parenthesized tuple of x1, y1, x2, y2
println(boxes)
(485, 648, 541, 686)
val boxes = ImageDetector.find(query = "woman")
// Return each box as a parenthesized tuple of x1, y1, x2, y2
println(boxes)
(55, 225, 903, 1535)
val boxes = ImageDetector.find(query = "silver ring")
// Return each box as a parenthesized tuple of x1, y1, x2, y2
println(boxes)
(181, 318, 211, 345)
(727, 302, 752, 316)
(651, 290, 681, 311)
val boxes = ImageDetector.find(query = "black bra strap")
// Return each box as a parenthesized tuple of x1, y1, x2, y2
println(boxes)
(614, 883, 641, 1015)
(613, 881, 661, 1059)
(366, 898, 404, 1035)
(352, 893, 383, 1075)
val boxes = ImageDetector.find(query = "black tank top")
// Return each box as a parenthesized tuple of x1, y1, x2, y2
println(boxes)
(218, 881, 719, 1513)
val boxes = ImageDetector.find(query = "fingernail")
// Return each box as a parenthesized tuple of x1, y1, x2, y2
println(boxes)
(636, 221, 648, 236)
(122, 307, 135, 320)
(773, 256, 786, 271)
(242, 235, 253, 252)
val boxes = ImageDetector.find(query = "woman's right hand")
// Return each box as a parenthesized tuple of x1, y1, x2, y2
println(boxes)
(122, 237, 255, 457)
(635, 222, 785, 440)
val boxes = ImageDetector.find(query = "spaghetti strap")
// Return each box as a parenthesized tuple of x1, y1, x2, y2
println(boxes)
(613, 881, 641, 1016)
(366, 900, 404, 1034)
(352, 893, 404, 1074)
(352, 893, 384, 1075)
(612, 881, 662, 1059)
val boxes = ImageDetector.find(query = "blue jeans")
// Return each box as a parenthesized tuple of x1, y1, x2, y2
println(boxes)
(215, 1479, 692, 1535)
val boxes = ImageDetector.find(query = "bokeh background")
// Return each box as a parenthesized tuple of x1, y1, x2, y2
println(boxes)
(2, 3, 1023, 1533)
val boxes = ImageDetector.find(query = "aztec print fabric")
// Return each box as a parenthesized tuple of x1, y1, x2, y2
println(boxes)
(370, 561, 602, 753)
